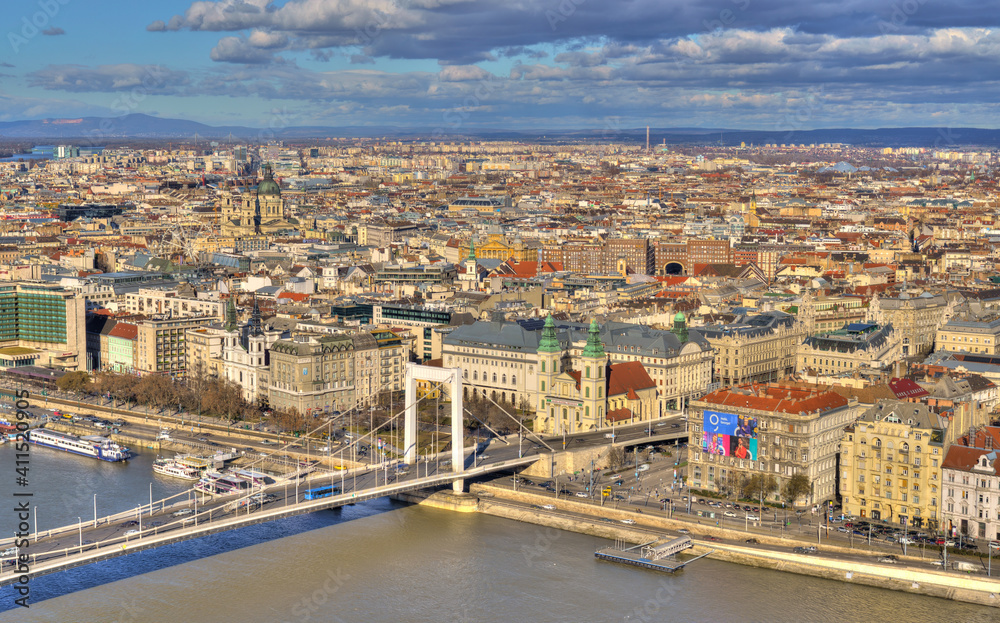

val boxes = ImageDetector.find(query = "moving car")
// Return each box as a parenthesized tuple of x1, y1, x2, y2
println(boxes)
(620, 519, 636, 525)
(541, 504, 556, 510)
(724, 511, 737, 518)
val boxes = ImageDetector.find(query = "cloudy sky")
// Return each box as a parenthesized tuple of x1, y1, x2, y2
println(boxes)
(2, 0, 998, 131)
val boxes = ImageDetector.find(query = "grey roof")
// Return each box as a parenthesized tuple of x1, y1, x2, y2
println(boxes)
(699, 310, 795, 339)
(804, 323, 894, 353)
(860, 400, 947, 430)
(445, 319, 711, 356)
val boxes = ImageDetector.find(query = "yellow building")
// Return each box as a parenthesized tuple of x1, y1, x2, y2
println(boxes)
(935, 316, 1000, 355)
(839, 401, 946, 530)
(220, 164, 296, 236)
(475, 233, 537, 263)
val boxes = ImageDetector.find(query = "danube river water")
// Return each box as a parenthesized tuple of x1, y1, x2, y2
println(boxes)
(1, 445, 997, 623)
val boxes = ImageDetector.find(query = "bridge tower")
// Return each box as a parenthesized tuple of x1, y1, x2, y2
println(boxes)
(404, 363, 465, 492)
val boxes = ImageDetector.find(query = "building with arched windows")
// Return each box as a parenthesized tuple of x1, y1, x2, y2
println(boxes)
(839, 400, 953, 530)
(441, 314, 711, 433)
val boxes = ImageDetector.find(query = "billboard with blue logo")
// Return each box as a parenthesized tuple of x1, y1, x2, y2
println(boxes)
(701, 410, 758, 460)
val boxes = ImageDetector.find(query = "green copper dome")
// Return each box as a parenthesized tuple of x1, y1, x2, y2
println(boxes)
(256, 163, 281, 197)
(674, 311, 686, 323)
(538, 314, 560, 353)
(582, 318, 605, 358)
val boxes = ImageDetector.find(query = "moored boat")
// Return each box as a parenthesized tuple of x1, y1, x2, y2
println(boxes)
(28, 428, 130, 462)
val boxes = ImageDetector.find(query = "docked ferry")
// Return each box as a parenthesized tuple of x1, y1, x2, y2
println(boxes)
(28, 428, 131, 462)
(152, 457, 202, 480)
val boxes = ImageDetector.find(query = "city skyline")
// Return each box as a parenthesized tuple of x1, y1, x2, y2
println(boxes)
(2, 0, 998, 132)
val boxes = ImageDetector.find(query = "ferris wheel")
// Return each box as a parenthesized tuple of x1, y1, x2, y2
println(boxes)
(158, 220, 213, 268)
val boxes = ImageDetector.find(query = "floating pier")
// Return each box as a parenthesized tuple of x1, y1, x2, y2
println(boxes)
(595, 536, 713, 573)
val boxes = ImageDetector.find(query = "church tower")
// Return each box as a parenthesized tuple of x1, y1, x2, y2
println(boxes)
(247, 296, 266, 368)
(535, 314, 561, 432)
(579, 318, 606, 429)
(460, 237, 479, 286)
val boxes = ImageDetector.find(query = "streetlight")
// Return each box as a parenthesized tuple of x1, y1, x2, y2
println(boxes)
(93, 494, 97, 528)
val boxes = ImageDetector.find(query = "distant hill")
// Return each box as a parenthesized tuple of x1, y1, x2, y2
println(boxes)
(1, 113, 999, 146)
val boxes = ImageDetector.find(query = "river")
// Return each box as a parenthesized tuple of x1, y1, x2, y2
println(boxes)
(0, 445, 996, 623)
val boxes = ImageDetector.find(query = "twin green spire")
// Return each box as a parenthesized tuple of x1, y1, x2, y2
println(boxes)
(582, 317, 605, 358)
(538, 314, 560, 353)
(538, 314, 605, 357)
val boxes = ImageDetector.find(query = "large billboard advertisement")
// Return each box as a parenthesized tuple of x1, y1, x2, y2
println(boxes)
(701, 410, 758, 460)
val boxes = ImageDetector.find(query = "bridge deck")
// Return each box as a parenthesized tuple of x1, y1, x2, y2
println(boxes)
(0, 455, 538, 587)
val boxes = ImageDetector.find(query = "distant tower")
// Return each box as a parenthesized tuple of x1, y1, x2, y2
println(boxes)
(646, 126, 650, 153)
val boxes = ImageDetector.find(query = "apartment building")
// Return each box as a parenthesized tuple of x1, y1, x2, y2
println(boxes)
(797, 323, 901, 376)
(689, 382, 857, 505)
(941, 426, 1000, 541)
(0, 282, 87, 370)
(936, 316, 1000, 355)
(443, 315, 715, 425)
(125, 288, 225, 320)
(867, 292, 953, 358)
(840, 401, 947, 530)
(700, 310, 804, 386)
(135, 315, 215, 378)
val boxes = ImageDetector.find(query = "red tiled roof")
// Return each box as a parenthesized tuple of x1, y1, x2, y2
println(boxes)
(568, 370, 582, 390)
(608, 361, 656, 397)
(700, 383, 848, 415)
(942, 445, 999, 472)
(888, 378, 929, 399)
(277, 292, 310, 302)
(606, 407, 633, 422)
(108, 322, 137, 340)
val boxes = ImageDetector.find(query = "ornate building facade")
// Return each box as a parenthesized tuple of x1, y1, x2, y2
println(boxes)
(700, 310, 804, 386)
(220, 164, 295, 236)
(867, 292, 954, 358)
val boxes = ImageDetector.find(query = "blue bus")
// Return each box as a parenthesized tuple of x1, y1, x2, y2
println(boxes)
(303, 484, 341, 500)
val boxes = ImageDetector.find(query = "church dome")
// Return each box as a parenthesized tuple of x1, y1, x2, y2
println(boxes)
(256, 163, 281, 197)
(674, 311, 686, 323)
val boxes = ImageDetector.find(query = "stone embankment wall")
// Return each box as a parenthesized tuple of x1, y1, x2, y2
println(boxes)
(471, 483, 1000, 609)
